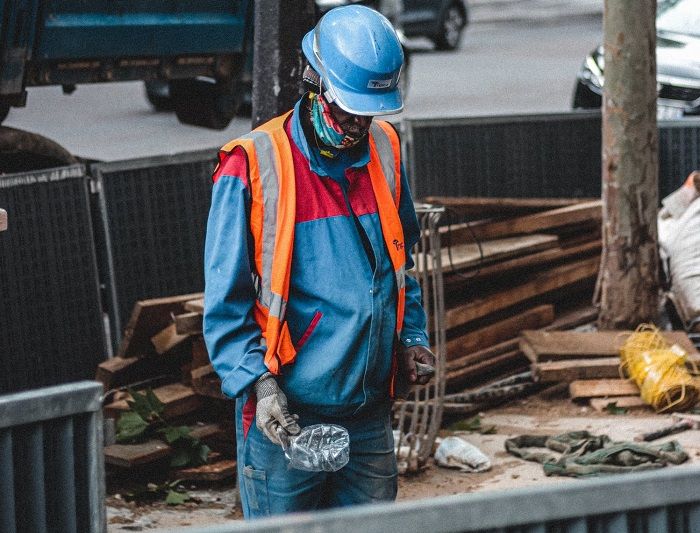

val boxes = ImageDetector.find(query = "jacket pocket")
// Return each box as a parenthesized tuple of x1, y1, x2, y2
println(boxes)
(242, 466, 270, 516)
(294, 310, 323, 350)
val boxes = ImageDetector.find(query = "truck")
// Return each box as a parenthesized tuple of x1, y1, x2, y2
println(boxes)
(0, 0, 254, 130)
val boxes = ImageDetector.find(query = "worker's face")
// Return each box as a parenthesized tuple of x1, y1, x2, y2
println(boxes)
(328, 102, 373, 139)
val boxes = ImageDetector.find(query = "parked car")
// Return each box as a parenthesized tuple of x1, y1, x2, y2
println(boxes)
(572, 0, 700, 119)
(317, 0, 469, 50)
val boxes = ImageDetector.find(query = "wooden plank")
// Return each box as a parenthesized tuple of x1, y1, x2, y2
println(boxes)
(191, 336, 211, 370)
(589, 396, 648, 412)
(438, 201, 602, 244)
(445, 304, 554, 361)
(420, 234, 558, 275)
(117, 293, 203, 358)
(444, 239, 601, 290)
(446, 350, 529, 390)
(173, 459, 237, 481)
(151, 323, 191, 355)
(521, 330, 699, 362)
(569, 379, 640, 400)
(104, 382, 202, 419)
(444, 256, 600, 330)
(0, 208, 6, 232)
(174, 312, 203, 335)
(95, 355, 184, 392)
(447, 339, 519, 372)
(104, 440, 171, 468)
(191, 364, 226, 400)
(421, 196, 585, 219)
(534, 357, 622, 382)
(184, 298, 205, 314)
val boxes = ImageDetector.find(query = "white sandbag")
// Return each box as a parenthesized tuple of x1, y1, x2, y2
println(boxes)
(658, 172, 700, 327)
(434, 436, 491, 472)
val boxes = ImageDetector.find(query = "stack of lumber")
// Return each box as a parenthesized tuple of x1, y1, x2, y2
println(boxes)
(420, 197, 602, 395)
(97, 294, 235, 481)
(521, 329, 700, 411)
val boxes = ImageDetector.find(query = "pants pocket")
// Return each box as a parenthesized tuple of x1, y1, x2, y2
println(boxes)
(242, 465, 271, 517)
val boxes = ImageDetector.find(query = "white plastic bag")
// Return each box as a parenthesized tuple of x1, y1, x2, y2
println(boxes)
(434, 436, 491, 472)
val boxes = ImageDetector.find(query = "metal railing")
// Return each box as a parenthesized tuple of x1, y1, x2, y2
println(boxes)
(0, 381, 105, 533)
(163, 465, 700, 532)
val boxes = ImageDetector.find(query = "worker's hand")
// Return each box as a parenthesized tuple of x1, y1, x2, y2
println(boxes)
(397, 345, 436, 393)
(254, 372, 301, 447)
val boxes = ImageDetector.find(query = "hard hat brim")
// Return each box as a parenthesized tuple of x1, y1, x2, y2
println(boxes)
(302, 31, 404, 117)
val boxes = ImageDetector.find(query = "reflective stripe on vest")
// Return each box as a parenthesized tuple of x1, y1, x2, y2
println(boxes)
(218, 113, 405, 375)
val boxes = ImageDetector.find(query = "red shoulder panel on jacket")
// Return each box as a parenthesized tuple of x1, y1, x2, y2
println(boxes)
(212, 145, 249, 187)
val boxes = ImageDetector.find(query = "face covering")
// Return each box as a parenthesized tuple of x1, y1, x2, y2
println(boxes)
(310, 93, 368, 151)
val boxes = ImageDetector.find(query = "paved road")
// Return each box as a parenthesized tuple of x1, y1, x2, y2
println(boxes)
(4, 5, 602, 161)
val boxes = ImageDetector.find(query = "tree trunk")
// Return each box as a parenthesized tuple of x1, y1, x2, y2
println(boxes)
(252, 0, 316, 128)
(598, 0, 659, 329)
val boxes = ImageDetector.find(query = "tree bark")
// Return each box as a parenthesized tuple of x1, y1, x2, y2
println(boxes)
(598, 0, 659, 329)
(252, 0, 316, 128)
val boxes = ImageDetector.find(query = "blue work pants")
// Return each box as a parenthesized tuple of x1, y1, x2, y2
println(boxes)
(235, 394, 398, 517)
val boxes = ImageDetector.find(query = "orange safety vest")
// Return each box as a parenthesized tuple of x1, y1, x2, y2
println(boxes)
(218, 111, 406, 375)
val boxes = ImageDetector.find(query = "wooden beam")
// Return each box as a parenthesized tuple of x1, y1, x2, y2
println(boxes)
(104, 383, 202, 419)
(173, 459, 237, 481)
(444, 256, 600, 330)
(533, 357, 622, 382)
(439, 201, 602, 244)
(118, 293, 203, 358)
(104, 440, 172, 468)
(191, 364, 226, 400)
(184, 298, 205, 314)
(446, 350, 529, 390)
(589, 396, 648, 412)
(446, 304, 554, 361)
(521, 330, 699, 363)
(151, 323, 191, 355)
(174, 312, 203, 335)
(569, 379, 640, 400)
(421, 196, 585, 219)
(420, 234, 558, 275)
(444, 239, 601, 291)
(0, 208, 6, 232)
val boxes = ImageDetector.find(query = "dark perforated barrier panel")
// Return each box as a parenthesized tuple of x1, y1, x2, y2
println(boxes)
(405, 113, 700, 201)
(91, 151, 217, 342)
(658, 120, 700, 199)
(0, 166, 105, 394)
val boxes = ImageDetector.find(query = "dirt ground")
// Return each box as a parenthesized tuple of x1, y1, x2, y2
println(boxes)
(106, 392, 700, 532)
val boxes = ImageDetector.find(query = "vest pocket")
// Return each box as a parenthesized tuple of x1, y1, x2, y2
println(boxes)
(294, 310, 323, 351)
(242, 466, 270, 516)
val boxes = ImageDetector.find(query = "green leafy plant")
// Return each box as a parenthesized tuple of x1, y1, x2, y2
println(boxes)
(448, 415, 496, 434)
(124, 480, 192, 506)
(115, 388, 210, 468)
(604, 402, 628, 415)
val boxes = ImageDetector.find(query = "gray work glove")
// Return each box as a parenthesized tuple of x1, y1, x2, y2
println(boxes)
(254, 372, 301, 447)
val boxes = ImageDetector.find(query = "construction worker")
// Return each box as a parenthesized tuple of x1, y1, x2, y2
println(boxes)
(203, 5, 435, 517)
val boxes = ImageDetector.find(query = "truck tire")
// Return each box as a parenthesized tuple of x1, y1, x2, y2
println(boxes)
(144, 81, 174, 111)
(170, 77, 242, 130)
(0, 126, 78, 174)
(433, 0, 467, 51)
(0, 103, 9, 124)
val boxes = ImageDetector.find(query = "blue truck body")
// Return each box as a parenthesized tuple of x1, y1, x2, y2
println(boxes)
(0, 0, 253, 127)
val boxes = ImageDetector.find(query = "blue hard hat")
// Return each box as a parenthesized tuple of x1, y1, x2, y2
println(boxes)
(302, 5, 404, 116)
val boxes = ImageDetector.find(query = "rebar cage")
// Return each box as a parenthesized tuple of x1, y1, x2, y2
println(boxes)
(393, 203, 446, 474)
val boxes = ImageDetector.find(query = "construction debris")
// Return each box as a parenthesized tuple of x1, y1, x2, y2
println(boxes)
(97, 294, 236, 481)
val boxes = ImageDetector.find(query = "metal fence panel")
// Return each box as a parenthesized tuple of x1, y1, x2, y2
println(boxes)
(0, 165, 106, 394)
(91, 150, 217, 345)
(0, 381, 105, 533)
(405, 113, 700, 202)
(160, 465, 700, 533)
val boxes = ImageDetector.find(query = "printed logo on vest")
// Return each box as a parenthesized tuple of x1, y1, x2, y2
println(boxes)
(392, 239, 404, 251)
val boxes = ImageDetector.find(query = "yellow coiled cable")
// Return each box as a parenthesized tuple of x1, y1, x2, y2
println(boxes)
(619, 324, 699, 413)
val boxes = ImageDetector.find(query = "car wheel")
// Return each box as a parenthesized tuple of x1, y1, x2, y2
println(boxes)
(144, 81, 174, 112)
(434, 1, 466, 51)
(170, 77, 243, 130)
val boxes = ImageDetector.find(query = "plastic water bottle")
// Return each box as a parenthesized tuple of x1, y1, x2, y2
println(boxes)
(283, 424, 350, 472)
